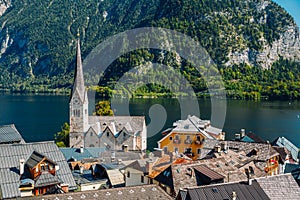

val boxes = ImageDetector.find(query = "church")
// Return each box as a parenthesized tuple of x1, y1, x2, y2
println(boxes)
(69, 39, 147, 151)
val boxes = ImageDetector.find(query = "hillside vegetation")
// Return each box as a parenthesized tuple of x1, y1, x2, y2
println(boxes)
(0, 0, 299, 99)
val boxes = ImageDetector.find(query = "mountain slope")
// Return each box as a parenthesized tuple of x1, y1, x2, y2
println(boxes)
(0, 0, 299, 95)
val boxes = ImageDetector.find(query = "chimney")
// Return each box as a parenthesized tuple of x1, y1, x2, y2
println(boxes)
(214, 145, 221, 153)
(122, 145, 128, 152)
(55, 165, 60, 171)
(20, 159, 25, 176)
(220, 142, 227, 151)
(111, 151, 116, 163)
(240, 129, 245, 138)
(146, 160, 154, 175)
(80, 145, 84, 153)
(235, 133, 241, 141)
(231, 191, 237, 200)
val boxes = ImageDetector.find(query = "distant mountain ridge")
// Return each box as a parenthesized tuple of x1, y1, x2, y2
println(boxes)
(0, 0, 299, 94)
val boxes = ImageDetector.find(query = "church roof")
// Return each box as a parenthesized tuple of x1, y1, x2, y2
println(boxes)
(71, 39, 86, 102)
(88, 116, 145, 135)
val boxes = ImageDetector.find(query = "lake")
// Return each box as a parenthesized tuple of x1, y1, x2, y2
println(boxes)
(0, 94, 300, 149)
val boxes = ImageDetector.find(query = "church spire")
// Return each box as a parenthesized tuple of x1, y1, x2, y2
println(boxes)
(71, 37, 85, 101)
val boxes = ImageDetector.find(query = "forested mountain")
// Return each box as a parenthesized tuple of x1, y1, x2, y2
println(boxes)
(0, 0, 299, 99)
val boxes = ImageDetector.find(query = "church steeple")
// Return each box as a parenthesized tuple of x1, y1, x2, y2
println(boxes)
(69, 36, 89, 148)
(71, 38, 85, 102)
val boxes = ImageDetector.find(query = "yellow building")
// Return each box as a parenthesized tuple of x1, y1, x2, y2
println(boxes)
(158, 115, 225, 160)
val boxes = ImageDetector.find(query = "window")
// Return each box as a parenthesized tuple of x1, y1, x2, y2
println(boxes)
(175, 135, 180, 140)
(197, 148, 201, 155)
(169, 136, 172, 141)
(163, 146, 168, 153)
(185, 148, 192, 153)
(107, 132, 109, 137)
(174, 147, 179, 153)
(186, 135, 190, 140)
(127, 171, 130, 178)
(90, 132, 93, 136)
(196, 136, 201, 141)
(141, 175, 144, 183)
(123, 132, 126, 137)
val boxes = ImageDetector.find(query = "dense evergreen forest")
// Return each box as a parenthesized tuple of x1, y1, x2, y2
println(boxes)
(0, 0, 299, 100)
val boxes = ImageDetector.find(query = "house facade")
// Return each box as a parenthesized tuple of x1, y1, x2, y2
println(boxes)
(158, 115, 225, 160)
(69, 39, 147, 151)
(0, 141, 76, 199)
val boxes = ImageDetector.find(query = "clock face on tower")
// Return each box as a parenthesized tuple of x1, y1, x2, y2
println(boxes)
(73, 97, 80, 105)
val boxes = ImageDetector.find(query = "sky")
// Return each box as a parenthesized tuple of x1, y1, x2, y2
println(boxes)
(272, 0, 300, 27)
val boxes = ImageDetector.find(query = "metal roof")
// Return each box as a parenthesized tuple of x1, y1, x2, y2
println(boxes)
(180, 181, 270, 200)
(0, 141, 76, 199)
(193, 165, 225, 181)
(0, 124, 25, 144)
(273, 137, 300, 161)
(60, 147, 106, 162)
(106, 169, 125, 186)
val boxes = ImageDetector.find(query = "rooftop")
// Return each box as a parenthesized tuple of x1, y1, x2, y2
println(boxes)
(60, 147, 106, 162)
(0, 124, 25, 144)
(0, 141, 76, 199)
(272, 137, 300, 161)
(178, 181, 270, 200)
(22, 184, 173, 200)
(256, 173, 300, 200)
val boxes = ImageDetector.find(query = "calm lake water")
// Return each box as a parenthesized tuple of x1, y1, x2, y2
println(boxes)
(0, 94, 300, 149)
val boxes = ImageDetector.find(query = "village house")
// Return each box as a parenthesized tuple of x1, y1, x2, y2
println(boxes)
(0, 141, 76, 199)
(158, 115, 225, 160)
(69, 39, 147, 151)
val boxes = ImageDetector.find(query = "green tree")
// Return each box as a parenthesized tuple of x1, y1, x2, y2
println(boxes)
(55, 122, 70, 147)
(94, 101, 114, 116)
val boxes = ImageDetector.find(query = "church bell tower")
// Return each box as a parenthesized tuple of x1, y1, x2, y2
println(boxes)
(69, 38, 89, 148)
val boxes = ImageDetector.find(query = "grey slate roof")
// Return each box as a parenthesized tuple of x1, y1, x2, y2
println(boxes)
(35, 172, 60, 187)
(60, 147, 106, 162)
(0, 141, 76, 199)
(22, 184, 173, 200)
(256, 173, 300, 200)
(178, 181, 270, 200)
(225, 140, 279, 161)
(0, 124, 25, 144)
(272, 137, 300, 161)
(88, 116, 145, 135)
(25, 150, 56, 168)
